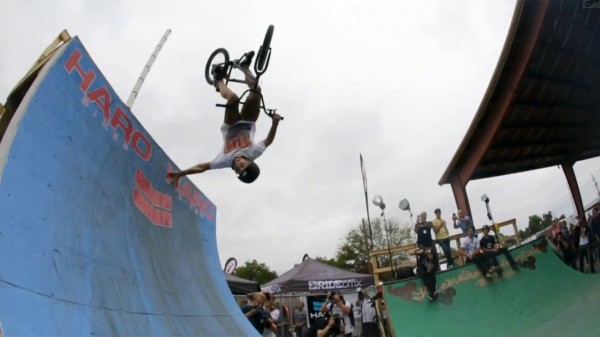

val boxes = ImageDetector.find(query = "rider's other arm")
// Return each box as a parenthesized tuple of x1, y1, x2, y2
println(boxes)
(169, 163, 211, 186)
(178, 162, 211, 176)
(263, 113, 282, 147)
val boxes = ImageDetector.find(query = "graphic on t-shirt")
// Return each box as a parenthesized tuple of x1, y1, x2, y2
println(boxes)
(224, 124, 252, 154)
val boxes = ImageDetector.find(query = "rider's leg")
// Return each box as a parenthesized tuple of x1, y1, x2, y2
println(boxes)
(239, 70, 262, 122)
(215, 67, 241, 125)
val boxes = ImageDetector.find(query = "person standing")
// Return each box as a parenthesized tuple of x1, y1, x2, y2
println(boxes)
(293, 302, 308, 337)
(453, 210, 475, 237)
(432, 208, 454, 269)
(358, 290, 379, 337)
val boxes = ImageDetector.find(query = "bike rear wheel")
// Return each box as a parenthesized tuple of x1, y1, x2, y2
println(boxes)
(255, 25, 274, 75)
(205, 48, 230, 85)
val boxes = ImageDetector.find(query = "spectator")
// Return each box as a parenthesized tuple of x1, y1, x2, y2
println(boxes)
(459, 226, 492, 278)
(591, 207, 600, 259)
(432, 208, 454, 269)
(414, 211, 439, 269)
(242, 292, 277, 336)
(453, 210, 475, 237)
(320, 291, 354, 337)
(293, 302, 308, 337)
(577, 219, 595, 273)
(479, 224, 518, 273)
(357, 290, 379, 337)
(411, 246, 439, 301)
(556, 231, 577, 269)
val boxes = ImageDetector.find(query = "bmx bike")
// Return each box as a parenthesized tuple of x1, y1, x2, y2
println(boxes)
(204, 25, 281, 119)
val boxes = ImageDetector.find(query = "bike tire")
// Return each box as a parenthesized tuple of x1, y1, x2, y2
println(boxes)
(255, 25, 274, 73)
(205, 48, 230, 86)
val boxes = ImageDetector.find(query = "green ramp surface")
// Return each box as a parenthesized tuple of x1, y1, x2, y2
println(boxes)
(383, 238, 600, 337)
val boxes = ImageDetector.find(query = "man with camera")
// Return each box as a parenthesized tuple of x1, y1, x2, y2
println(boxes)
(318, 291, 354, 337)
(241, 292, 277, 335)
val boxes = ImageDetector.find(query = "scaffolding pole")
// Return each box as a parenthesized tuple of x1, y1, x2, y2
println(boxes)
(126, 29, 172, 108)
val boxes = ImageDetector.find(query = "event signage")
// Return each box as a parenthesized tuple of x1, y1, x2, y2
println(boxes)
(308, 279, 362, 290)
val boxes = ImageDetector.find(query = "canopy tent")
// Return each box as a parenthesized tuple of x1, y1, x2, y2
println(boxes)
(225, 272, 261, 295)
(261, 258, 374, 294)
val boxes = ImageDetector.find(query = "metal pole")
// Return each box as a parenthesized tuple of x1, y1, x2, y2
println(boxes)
(381, 210, 394, 275)
(126, 29, 172, 108)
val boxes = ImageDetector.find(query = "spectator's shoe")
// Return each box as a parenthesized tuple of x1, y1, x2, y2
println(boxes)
(485, 272, 494, 279)
(428, 293, 435, 301)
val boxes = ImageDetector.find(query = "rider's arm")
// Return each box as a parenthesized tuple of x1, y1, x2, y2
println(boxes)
(263, 113, 282, 147)
(178, 162, 211, 176)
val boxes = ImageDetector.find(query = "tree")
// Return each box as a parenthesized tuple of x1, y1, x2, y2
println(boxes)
(234, 259, 278, 284)
(518, 211, 553, 241)
(332, 218, 414, 274)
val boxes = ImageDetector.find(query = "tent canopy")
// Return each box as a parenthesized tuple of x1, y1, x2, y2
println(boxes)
(261, 258, 374, 294)
(225, 272, 261, 295)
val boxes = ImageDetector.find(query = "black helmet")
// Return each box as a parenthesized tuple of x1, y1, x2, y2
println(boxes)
(238, 162, 260, 183)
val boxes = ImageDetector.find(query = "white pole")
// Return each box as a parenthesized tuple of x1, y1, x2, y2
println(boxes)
(126, 29, 172, 108)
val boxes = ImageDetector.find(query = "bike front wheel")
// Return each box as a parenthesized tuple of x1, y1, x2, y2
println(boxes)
(205, 48, 230, 85)
(255, 25, 274, 75)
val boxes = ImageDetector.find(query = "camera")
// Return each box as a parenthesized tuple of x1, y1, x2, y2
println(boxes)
(325, 312, 343, 335)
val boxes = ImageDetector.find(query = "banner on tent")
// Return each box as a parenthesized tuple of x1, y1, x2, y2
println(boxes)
(308, 279, 363, 291)
(261, 284, 281, 293)
(306, 294, 328, 327)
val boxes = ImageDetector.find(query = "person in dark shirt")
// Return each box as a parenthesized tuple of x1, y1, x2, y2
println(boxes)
(410, 246, 439, 301)
(556, 231, 577, 269)
(242, 292, 277, 334)
(479, 225, 518, 274)
(412, 213, 439, 300)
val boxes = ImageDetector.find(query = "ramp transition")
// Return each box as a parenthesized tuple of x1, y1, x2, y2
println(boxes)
(0, 37, 258, 336)
(383, 238, 600, 337)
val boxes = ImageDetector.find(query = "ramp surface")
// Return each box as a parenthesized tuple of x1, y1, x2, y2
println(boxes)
(383, 239, 600, 337)
(0, 37, 258, 337)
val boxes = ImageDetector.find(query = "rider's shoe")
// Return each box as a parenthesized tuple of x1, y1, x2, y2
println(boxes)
(212, 64, 228, 91)
(239, 51, 255, 69)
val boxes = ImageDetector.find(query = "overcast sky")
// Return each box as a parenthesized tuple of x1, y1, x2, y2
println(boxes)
(3, 0, 600, 276)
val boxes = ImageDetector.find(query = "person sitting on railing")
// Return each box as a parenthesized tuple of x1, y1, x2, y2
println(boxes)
(459, 226, 493, 279)
(479, 225, 519, 274)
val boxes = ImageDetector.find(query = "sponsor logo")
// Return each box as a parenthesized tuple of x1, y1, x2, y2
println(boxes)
(308, 279, 362, 290)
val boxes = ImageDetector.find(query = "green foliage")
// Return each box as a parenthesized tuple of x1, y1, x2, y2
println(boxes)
(234, 259, 278, 285)
(319, 218, 414, 274)
(518, 211, 553, 241)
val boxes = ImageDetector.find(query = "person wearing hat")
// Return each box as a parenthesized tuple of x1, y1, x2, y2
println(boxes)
(167, 54, 282, 186)
(479, 224, 519, 273)
(432, 208, 454, 269)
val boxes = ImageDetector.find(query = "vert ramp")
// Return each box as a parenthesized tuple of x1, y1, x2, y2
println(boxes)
(0, 36, 258, 336)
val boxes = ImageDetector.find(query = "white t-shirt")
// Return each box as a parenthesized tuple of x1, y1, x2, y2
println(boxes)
(328, 300, 354, 334)
(210, 121, 266, 169)
(360, 299, 376, 323)
(460, 236, 480, 258)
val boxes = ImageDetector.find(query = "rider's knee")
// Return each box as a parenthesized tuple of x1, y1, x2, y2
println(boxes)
(225, 94, 240, 105)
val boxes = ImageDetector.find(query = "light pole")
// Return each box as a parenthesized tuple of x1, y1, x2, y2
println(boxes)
(398, 198, 414, 225)
(481, 194, 501, 245)
(373, 195, 394, 276)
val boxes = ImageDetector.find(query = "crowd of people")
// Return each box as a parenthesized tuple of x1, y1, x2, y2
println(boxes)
(240, 290, 383, 337)
(240, 206, 597, 336)
(411, 208, 520, 301)
(548, 207, 600, 273)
